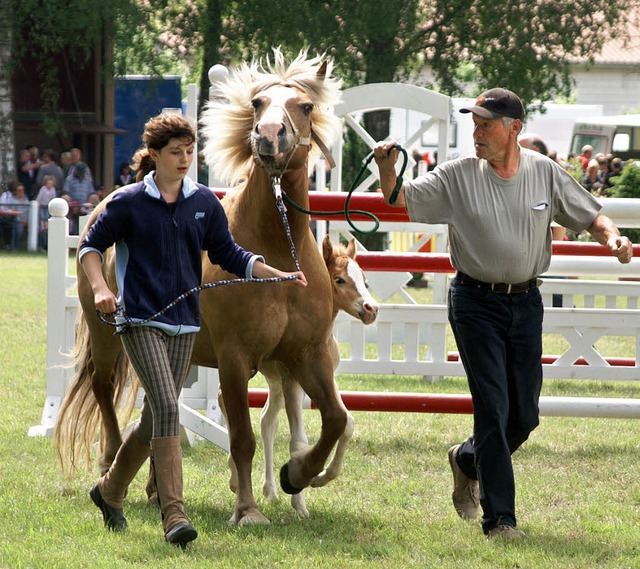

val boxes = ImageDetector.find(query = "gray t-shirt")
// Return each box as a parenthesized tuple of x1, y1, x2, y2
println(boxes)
(404, 148, 601, 283)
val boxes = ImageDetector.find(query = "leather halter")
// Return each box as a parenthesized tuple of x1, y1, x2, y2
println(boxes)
(252, 103, 336, 177)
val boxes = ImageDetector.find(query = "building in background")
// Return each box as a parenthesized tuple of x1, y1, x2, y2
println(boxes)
(2, 35, 125, 191)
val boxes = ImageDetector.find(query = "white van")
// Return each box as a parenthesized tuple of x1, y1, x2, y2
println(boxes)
(570, 115, 640, 161)
(390, 100, 603, 163)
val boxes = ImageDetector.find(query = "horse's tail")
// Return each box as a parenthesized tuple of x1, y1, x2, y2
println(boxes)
(54, 313, 138, 476)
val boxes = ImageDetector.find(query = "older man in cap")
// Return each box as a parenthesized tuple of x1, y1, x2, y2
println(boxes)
(374, 88, 632, 539)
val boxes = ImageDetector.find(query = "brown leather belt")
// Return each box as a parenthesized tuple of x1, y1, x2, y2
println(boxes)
(456, 272, 540, 294)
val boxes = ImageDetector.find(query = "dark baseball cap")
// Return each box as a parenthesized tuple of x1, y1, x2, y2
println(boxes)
(460, 88, 525, 121)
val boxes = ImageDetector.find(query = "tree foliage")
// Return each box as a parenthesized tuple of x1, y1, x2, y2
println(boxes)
(428, 0, 635, 111)
(9, 0, 143, 134)
(7, 0, 640, 134)
(610, 162, 640, 242)
(226, 0, 636, 108)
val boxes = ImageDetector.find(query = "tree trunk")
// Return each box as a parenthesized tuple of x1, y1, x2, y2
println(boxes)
(198, 0, 223, 111)
(0, 22, 14, 189)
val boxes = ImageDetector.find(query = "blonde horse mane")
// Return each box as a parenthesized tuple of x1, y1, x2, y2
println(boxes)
(200, 48, 343, 185)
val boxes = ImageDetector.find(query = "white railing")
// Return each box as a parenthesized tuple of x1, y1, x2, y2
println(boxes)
(28, 196, 640, 442)
(27, 75, 640, 441)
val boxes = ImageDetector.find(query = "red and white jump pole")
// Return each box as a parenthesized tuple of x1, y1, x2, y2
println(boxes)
(247, 389, 640, 419)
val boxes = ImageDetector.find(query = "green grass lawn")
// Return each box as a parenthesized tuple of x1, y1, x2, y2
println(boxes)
(2, 251, 640, 569)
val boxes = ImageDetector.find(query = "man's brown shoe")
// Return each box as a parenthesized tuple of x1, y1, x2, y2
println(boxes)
(448, 444, 479, 520)
(486, 524, 527, 540)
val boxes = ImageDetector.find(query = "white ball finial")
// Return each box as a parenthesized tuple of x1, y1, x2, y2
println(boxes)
(49, 197, 69, 217)
(208, 64, 229, 85)
(208, 64, 229, 102)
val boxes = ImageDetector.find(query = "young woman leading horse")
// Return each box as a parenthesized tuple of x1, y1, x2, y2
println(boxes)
(73, 112, 305, 546)
(55, 50, 347, 529)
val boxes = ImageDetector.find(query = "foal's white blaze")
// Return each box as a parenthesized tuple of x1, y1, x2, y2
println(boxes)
(346, 258, 379, 323)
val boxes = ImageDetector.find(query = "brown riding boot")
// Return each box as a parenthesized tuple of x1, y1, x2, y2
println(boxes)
(151, 436, 197, 547)
(90, 432, 150, 531)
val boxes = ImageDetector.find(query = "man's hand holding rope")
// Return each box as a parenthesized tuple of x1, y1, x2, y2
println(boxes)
(374, 140, 407, 208)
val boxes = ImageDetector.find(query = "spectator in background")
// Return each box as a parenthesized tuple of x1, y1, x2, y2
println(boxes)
(582, 159, 604, 194)
(36, 175, 57, 209)
(549, 151, 569, 170)
(35, 149, 65, 194)
(116, 162, 135, 187)
(606, 157, 624, 188)
(81, 192, 102, 216)
(61, 151, 73, 177)
(597, 155, 610, 186)
(94, 184, 107, 202)
(0, 184, 17, 248)
(17, 148, 40, 199)
(428, 150, 438, 172)
(36, 175, 57, 251)
(518, 133, 548, 156)
(578, 144, 593, 171)
(68, 148, 94, 184)
(63, 162, 94, 234)
(1, 183, 30, 250)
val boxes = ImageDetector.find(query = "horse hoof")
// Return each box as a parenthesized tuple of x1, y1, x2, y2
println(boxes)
(90, 484, 127, 531)
(279, 463, 303, 495)
(238, 512, 271, 526)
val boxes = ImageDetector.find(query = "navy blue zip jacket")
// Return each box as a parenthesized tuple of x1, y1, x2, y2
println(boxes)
(79, 173, 261, 335)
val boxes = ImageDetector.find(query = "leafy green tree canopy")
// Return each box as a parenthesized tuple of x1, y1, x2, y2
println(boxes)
(7, 0, 638, 133)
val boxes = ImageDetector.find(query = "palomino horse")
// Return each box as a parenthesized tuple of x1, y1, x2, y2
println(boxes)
(228, 234, 379, 517)
(146, 235, 379, 511)
(55, 50, 349, 526)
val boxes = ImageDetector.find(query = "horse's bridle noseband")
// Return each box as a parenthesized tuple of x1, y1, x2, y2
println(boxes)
(252, 103, 336, 179)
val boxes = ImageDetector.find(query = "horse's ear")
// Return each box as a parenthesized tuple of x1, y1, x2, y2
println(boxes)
(316, 60, 328, 82)
(346, 237, 357, 260)
(322, 233, 334, 264)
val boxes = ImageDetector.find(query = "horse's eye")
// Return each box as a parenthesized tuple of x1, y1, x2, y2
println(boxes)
(301, 103, 314, 115)
(365, 282, 370, 289)
(251, 98, 263, 111)
(334, 277, 345, 285)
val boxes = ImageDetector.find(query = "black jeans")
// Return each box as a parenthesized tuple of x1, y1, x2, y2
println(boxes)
(448, 276, 544, 533)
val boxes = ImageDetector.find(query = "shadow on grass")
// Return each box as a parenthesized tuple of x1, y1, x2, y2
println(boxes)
(509, 529, 628, 566)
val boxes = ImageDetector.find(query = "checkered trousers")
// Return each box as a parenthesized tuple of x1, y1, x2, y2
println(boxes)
(120, 326, 196, 438)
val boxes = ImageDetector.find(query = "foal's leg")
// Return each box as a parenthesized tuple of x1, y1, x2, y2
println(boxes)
(261, 376, 284, 500)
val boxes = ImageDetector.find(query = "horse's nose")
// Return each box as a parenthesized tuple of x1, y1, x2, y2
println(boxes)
(256, 122, 285, 142)
(362, 302, 379, 323)
(255, 122, 286, 156)
(365, 302, 379, 315)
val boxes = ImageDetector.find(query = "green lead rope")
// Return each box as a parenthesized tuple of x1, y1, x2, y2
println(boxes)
(282, 144, 408, 234)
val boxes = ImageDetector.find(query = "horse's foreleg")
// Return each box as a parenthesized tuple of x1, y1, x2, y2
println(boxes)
(279, 352, 347, 495)
(311, 408, 354, 487)
(219, 366, 269, 526)
(281, 379, 310, 517)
